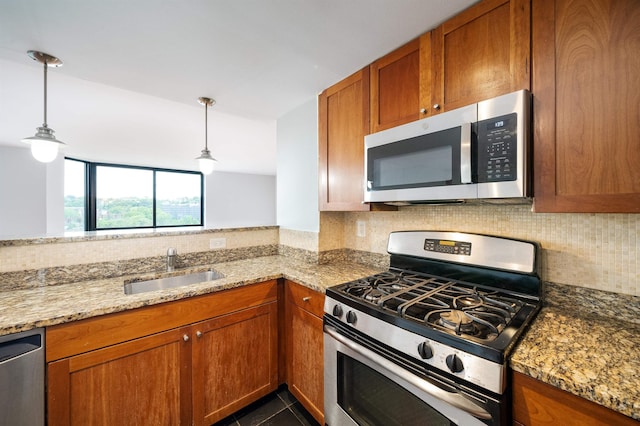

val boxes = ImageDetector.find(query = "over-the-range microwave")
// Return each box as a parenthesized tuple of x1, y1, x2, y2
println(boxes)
(364, 89, 532, 205)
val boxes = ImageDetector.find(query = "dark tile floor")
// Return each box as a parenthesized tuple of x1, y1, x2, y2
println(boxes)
(212, 385, 320, 426)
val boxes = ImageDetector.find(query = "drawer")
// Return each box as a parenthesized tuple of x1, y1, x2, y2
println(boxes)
(286, 280, 324, 318)
(47, 280, 278, 361)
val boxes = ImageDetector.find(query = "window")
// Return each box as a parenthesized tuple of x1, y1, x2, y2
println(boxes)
(64, 159, 203, 231)
(64, 159, 87, 232)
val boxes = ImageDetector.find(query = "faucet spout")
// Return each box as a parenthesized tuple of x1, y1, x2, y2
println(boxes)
(166, 247, 177, 272)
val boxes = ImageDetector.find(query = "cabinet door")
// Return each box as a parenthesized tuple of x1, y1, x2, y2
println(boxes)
(431, 0, 530, 112)
(285, 282, 325, 425)
(532, 0, 640, 212)
(512, 371, 638, 425)
(319, 67, 371, 211)
(47, 327, 191, 426)
(192, 302, 278, 426)
(370, 34, 432, 132)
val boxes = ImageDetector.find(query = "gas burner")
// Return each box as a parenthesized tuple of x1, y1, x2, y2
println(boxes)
(342, 282, 374, 298)
(426, 309, 501, 339)
(341, 271, 415, 305)
(364, 288, 386, 303)
(453, 294, 483, 309)
(438, 309, 476, 334)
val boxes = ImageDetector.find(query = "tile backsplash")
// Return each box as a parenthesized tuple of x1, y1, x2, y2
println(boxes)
(337, 204, 639, 296)
(2, 206, 639, 298)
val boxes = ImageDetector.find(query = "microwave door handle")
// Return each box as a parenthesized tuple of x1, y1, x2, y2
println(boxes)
(324, 325, 492, 420)
(460, 122, 472, 184)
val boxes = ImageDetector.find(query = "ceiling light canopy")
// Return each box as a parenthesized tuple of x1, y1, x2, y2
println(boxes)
(195, 97, 217, 175)
(21, 50, 67, 163)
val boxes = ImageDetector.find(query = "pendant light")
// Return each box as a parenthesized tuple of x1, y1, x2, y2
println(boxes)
(195, 97, 217, 175)
(21, 50, 66, 163)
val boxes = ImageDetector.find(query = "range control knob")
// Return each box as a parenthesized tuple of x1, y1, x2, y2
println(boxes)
(346, 311, 357, 325)
(417, 342, 433, 359)
(332, 304, 343, 318)
(446, 354, 464, 373)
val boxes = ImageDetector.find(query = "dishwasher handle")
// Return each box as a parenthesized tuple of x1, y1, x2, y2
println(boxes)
(0, 333, 42, 363)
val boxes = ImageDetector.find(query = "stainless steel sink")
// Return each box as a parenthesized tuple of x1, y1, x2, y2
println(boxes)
(124, 269, 225, 295)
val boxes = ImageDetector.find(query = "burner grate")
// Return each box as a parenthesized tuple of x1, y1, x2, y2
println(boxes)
(338, 270, 525, 341)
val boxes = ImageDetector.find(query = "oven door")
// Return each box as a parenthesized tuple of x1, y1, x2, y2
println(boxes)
(324, 321, 500, 426)
(364, 103, 478, 203)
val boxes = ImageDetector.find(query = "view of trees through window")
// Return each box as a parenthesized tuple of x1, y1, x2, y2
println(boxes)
(64, 159, 86, 232)
(64, 159, 203, 231)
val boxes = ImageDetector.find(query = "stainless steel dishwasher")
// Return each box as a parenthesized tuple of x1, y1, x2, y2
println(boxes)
(0, 328, 45, 426)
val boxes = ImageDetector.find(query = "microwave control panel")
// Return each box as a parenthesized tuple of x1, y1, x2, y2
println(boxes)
(476, 112, 517, 182)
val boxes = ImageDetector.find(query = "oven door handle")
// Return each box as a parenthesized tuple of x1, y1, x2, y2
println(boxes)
(324, 325, 492, 421)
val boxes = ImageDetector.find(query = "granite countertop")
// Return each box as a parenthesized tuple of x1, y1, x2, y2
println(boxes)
(1, 256, 637, 420)
(0, 255, 382, 336)
(510, 306, 640, 420)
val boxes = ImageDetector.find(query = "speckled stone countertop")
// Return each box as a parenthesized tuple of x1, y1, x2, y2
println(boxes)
(510, 305, 640, 420)
(1, 256, 638, 421)
(0, 255, 382, 336)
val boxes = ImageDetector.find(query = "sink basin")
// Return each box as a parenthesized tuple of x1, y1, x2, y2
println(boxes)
(124, 269, 225, 295)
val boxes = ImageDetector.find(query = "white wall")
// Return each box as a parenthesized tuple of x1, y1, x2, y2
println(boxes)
(46, 157, 65, 235)
(276, 98, 319, 232)
(205, 171, 276, 228)
(0, 146, 50, 237)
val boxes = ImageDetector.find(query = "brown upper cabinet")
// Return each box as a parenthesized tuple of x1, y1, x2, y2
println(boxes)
(319, 0, 532, 211)
(370, 0, 531, 130)
(431, 0, 531, 113)
(369, 34, 432, 133)
(532, 0, 640, 213)
(318, 67, 371, 211)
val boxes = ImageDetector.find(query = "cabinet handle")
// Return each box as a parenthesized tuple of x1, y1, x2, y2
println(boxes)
(183, 334, 190, 342)
(302, 296, 311, 302)
(420, 108, 427, 114)
(433, 104, 441, 111)
(196, 331, 203, 338)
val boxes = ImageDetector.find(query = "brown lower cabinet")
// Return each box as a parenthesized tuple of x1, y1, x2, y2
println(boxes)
(285, 280, 325, 425)
(46, 281, 279, 426)
(512, 370, 638, 426)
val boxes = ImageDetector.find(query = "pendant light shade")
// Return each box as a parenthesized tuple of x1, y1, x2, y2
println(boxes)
(195, 97, 217, 175)
(21, 50, 66, 163)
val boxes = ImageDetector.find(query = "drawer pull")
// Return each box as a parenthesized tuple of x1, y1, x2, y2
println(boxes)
(196, 331, 203, 338)
(302, 296, 311, 302)
(183, 334, 190, 342)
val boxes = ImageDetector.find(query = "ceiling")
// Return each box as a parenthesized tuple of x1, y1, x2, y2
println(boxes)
(0, 0, 476, 174)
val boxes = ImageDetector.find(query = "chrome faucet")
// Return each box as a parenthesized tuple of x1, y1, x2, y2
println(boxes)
(166, 247, 177, 272)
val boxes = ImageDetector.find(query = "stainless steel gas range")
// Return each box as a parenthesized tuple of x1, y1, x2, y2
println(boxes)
(323, 231, 542, 426)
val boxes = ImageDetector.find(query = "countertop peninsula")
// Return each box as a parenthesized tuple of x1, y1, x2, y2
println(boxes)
(0, 255, 382, 336)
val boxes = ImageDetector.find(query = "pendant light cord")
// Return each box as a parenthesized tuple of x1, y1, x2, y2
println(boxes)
(43, 58, 48, 128)
(204, 100, 208, 150)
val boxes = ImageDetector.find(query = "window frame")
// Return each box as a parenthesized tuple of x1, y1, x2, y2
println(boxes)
(66, 158, 204, 231)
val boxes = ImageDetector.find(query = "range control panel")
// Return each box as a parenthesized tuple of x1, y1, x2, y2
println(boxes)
(476, 112, 518, 182)
(424, 239, 472, 256)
